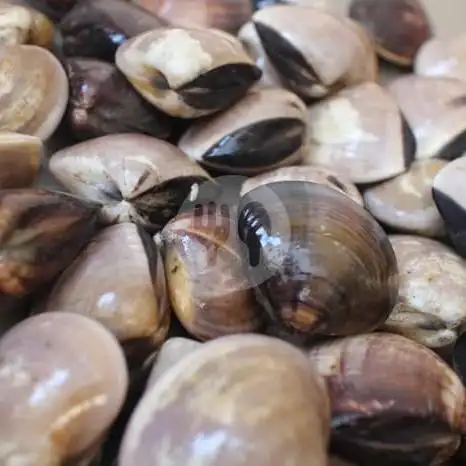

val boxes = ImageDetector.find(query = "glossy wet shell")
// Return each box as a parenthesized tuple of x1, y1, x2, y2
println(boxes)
(162, 208, 263, 340)
(363, 159, 447, 237)
(0, 312, 128, 465)
(238, 181, 398, 343)
(49, 134, 211, 232)
(119, 334, 330, 466)
(41, 223, 170, 368)
(0, 132, 42, 188)
(304, 82, 415, 184)
(385, 235, 466, 348)
(240, 165, 364, 206)
(116, 27, 261, 118)
(178, 87, 307, 175)
(308, 333, 466, 465)
(388, 75, 466, 160)
(432, 154, 466, 257)
(0, 44, 68, 140)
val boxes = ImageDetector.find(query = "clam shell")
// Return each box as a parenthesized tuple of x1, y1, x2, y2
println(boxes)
(178, 87, 307, 175)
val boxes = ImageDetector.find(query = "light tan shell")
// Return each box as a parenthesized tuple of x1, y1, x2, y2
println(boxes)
(363, 159, 447, 237)
(383, 235, 466, 348)
(304, 82, 413, 184)
(0, 44, 68, 140)
(0, 312, 128, 465)
(387, 74, 466, 159)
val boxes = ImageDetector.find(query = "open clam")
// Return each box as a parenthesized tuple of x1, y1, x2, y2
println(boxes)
(49, 134, 212, 232)
(115, 27, 261, 118)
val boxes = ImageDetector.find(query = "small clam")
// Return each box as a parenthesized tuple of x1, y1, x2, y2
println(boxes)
(415, 33, 466, 84)
(304, 82, 416, 184)
(387, 75, 466, 160)
(161, 204, 263, 341)
(247, 5, 378, 100)
(363, 159, 447, 237)
(349, 0, 432, 67)
(66, 57, 173, 141)
(49, 134, 212, 232)
(0, 312, 128, 466)
(119, 334, 330, 466)
(432, 154, 466, 256)
(0, 132, 42, 189)
(41, 223, 170, 373)
(308, 333, 466, 465)
(238, 181, 398, 345)
(60, 0, 167, 62)
(382, 235, 466, 349)
(0, 44, 68, 140)
(134, 0, 252, 34)
(240, 165, 364, 206)
(115, 27, 262, 118)
(178, 87, 307, 175)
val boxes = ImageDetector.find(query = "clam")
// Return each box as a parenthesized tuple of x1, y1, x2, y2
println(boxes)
(240, 165, 364, 206)
(178, 87, 307, 175)
(0, 2, 54, 48)
(0, 312, 128, 466)
(119, 334, 330, 466)
(381, 235, 466, 349)
(304, 82, 416, 184)
(363, 159, 447, 237)
(66, 57, 173, 141)
(0, 132, 42, 189)
(246, 5, 378, 100)
(237, 181, 398, 345)
(415, 33, 466, 84)
(49, 134, 212, 232)
(115, 27, 262, 118)
(308, 333, 466, 465)
(161, 204, 263, 341)
(41, 223, 170, 373)
(0, 44, 68, 140)
(432, 154, 466, 256)
(59, 0, 167, 62)
(349, 0, 432, 67)
(133, 0, 252, 34)
(387, 75, 466, 160)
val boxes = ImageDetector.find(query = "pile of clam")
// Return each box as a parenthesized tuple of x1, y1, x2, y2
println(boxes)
(3, 0, 466, 464)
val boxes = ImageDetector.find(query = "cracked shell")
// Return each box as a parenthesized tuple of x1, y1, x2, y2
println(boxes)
(388, 75, 466, 160)
(115, 27, 262, 118)
(178, 87, 307, 175)
(49, 134, 212, 233)
(308, 333, 466, 466)
(0, 312, 128, 466)
(119, 334, 330, 466)
(304, 82, 416, 184)
(60, 0, 167, 62)
(41, 223, 170, 374)
(66, 57, 173, 141)
(249, 5, 377, 100)
(0, 44, 68, 140)
(382, 235, 466, 349)
(238, 181, 398, 345)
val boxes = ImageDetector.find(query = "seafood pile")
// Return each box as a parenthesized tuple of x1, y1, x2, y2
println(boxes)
(1, 0, 466, 464)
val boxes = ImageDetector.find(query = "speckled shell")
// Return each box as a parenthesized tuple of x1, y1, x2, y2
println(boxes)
(119, 334, 330, 466)
(115, 27, 261, 118)
(0, 312, 128, 465)
(238, 181, 399, 344)
(49, 134, 211, 232)
(0, 44, 68, 140)
(308, 333, 466, 465)
(178, 87, 307, 175)
(304, 82, 415, 184)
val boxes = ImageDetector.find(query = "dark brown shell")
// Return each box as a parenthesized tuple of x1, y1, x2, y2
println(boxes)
(238, 181, 398, 345)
